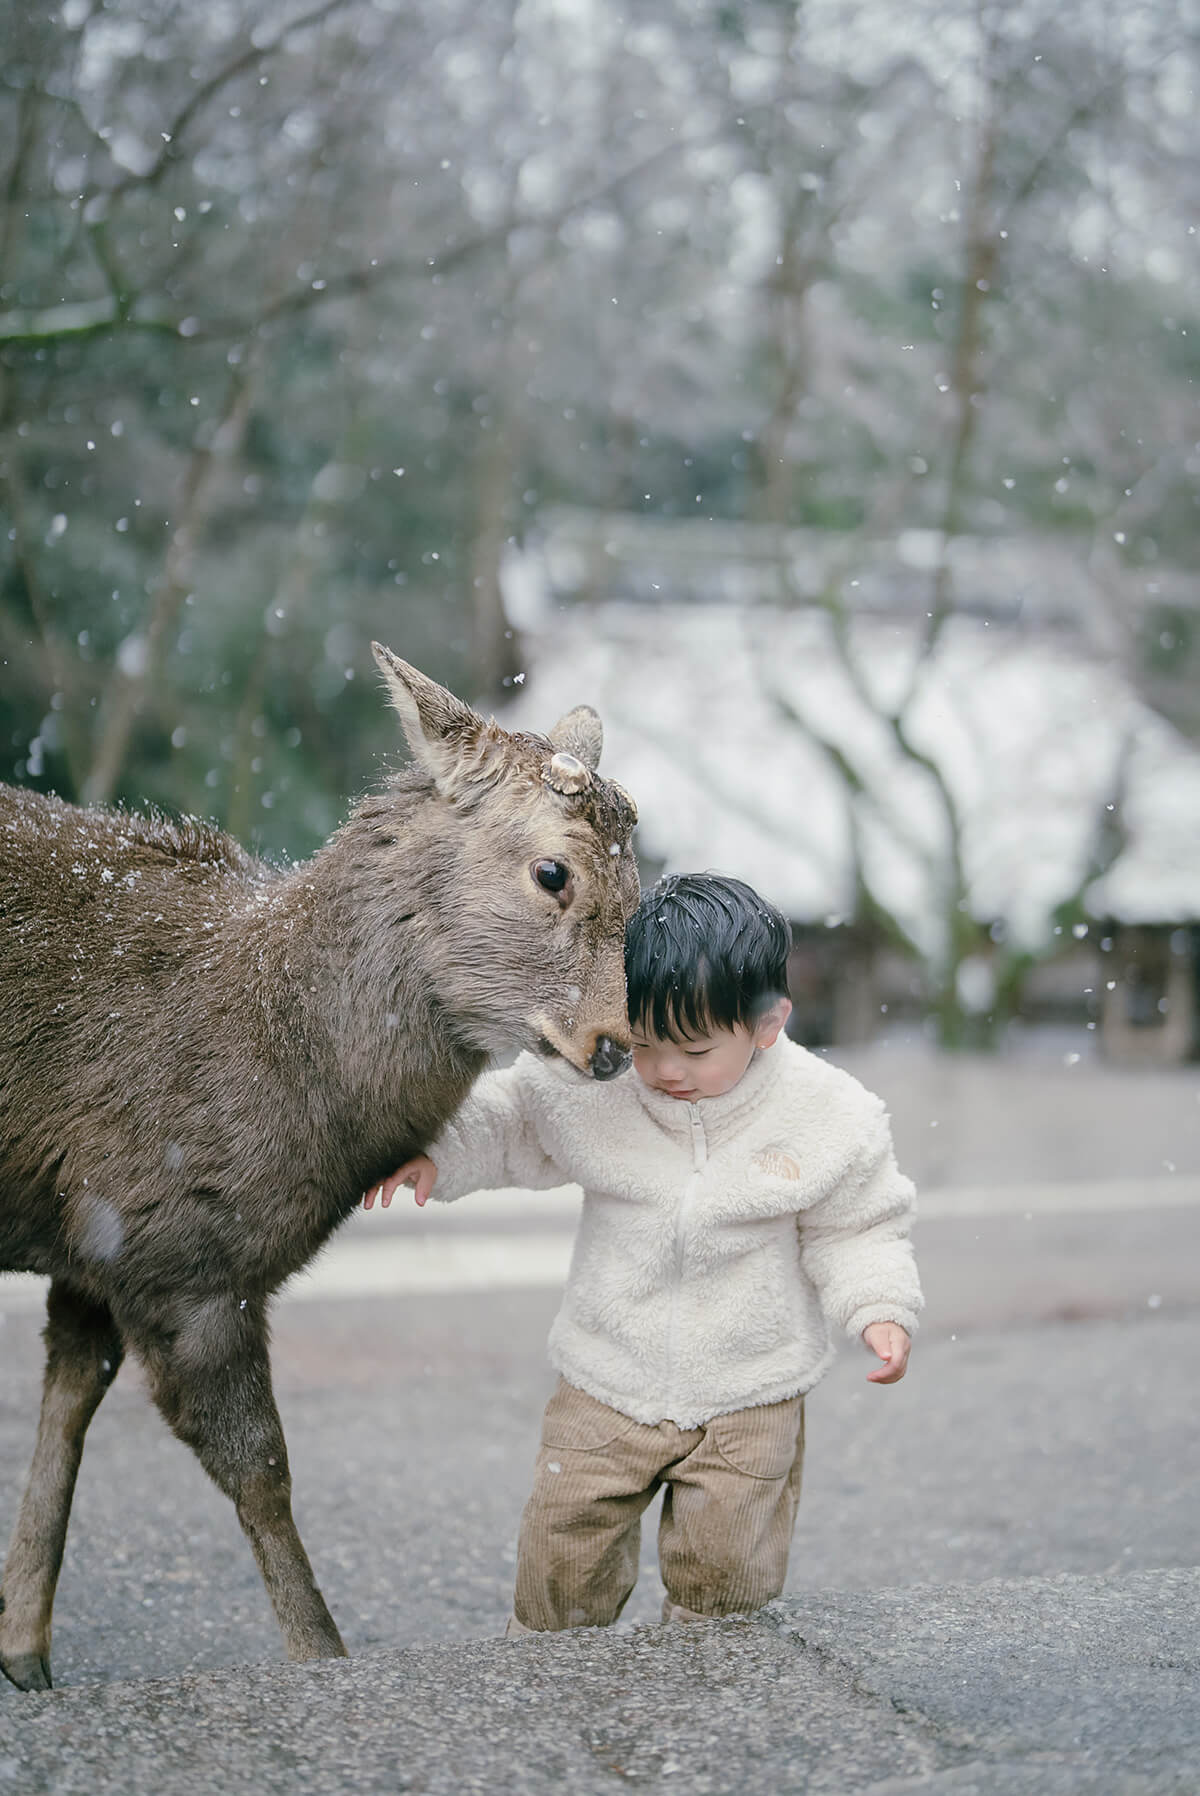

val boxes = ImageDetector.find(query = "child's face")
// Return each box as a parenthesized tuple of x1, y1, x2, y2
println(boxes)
(630, 1003, 789, 1102)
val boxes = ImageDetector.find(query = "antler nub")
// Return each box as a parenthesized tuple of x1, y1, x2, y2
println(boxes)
(544, 752, 592, 795)
(609, 780, 638, 825)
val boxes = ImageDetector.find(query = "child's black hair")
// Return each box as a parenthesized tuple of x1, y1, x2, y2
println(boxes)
(625, 872, 792, 1042)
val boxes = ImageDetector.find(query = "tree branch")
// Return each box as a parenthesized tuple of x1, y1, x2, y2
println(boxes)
(0, 130, 693, 349)
(107, 0, 356, 201)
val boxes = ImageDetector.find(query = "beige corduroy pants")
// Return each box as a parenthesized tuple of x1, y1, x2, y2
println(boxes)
(508, 1377, 806, 1634)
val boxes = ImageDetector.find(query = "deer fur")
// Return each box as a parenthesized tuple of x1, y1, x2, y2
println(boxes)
(0, 645, 639, 1690)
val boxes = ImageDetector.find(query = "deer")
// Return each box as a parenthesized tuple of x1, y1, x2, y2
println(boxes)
(0, 644, 640, 1691)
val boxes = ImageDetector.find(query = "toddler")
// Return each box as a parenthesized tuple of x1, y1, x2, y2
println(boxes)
(367, 872, 922, 1631)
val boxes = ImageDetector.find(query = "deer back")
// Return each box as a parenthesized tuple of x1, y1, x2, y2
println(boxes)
(0, 650, 639, 1308)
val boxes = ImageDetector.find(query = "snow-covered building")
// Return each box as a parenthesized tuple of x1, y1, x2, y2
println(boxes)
(497, 516, 1200, 1060)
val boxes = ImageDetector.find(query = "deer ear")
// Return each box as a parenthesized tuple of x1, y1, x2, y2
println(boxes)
(548, 704, 603, 771)
(372, 643, 482, 787)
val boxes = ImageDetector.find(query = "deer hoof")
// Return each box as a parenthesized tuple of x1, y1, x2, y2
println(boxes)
(0, 1649, 52, 1692)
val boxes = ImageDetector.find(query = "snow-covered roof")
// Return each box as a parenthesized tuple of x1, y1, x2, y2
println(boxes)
(495, 597, 1200, 954)
(507, 506, 1198, 649)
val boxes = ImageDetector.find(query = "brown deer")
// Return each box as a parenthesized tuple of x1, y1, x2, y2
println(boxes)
(0, 645, 639, 1690)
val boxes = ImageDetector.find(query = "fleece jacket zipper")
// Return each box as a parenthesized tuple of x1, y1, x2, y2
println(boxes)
(663, 1103, 708, 1417)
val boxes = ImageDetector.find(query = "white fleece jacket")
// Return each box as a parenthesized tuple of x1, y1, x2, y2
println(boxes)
(426, 1036, 923, 1430)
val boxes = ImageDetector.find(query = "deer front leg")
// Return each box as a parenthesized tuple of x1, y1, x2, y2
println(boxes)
(1, 1282, 124, 1691)
(140, 1296, 347, 1665)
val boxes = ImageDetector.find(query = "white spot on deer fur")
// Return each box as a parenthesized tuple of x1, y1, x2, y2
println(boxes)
(609, 843, 620, 856)
(547, 1461, 562, 1475)
(76, 1196, 124, 1262)
(100, 867, 115, 882)
(566, 986, 581, 1003)
(164, 1142, 185, 1171)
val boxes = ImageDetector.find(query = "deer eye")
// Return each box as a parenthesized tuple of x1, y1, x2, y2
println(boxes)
(532, 858, 572, 902)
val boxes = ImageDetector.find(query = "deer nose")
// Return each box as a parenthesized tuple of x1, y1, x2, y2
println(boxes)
(590, 1036, 631, 1081)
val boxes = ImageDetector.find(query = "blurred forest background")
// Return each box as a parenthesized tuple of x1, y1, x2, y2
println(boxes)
(2, 0, 1197, 1048)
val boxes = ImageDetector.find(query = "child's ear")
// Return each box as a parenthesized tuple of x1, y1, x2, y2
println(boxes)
(754, 998, 792, 1049)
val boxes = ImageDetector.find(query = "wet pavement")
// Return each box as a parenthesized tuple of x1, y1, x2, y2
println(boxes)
(1, 1048, 1198, 1790)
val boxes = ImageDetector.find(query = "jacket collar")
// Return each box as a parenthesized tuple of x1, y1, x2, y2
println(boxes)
(632, 1036, 786, 1141)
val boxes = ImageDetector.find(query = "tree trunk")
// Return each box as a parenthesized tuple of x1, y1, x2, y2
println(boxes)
(80, 361, 255, 808)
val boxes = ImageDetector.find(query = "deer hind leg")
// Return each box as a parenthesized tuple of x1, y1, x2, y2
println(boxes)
(0, 1281, 124, 1691)
(140, 1296, 347, 1665)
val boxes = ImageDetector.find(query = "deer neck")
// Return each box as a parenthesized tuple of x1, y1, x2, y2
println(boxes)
(244, 804, 487, 1175)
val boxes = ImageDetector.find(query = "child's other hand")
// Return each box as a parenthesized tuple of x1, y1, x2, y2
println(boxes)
(363, 1155, 438, 1210)
(862, 1321, 911, 1384)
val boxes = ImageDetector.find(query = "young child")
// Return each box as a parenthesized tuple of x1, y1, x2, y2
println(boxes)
(366, 872, 922, 1632)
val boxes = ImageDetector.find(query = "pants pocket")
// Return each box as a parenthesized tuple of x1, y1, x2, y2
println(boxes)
(540, 1378, 639, 1452)
(707, 1394, 805, 1480)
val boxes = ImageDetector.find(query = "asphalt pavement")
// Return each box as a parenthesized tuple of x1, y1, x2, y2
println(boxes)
(1, 1565, 1196, 1796)
(1, 1046, 1198, 1791)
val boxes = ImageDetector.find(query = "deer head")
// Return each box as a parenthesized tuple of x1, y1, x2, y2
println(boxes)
(371, 643, 639, 1080)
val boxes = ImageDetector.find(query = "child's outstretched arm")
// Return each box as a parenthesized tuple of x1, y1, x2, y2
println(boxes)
(360, 1057, 567, 1210)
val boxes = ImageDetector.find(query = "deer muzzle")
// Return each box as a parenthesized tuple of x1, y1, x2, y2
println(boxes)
(589, 1035, 631, 1081)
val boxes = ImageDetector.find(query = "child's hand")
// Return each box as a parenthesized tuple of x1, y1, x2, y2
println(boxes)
(363, 1155, 438, 1210)
(862, 1321, 911, 1384)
